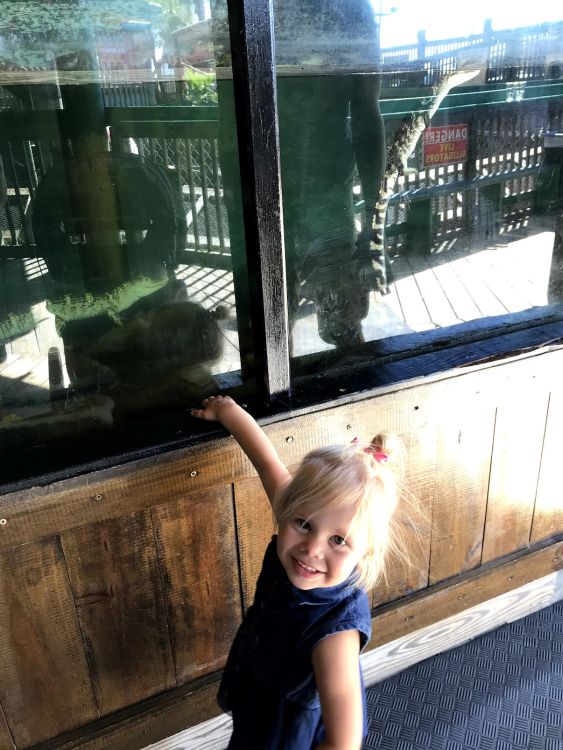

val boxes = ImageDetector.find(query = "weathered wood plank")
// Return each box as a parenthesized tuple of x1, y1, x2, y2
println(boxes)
(233, 475, 276, 611)
(33, 678, 221, 750)
(152, 488, 241, 684)
(405, 257, 461, 328)
(455, 255, 508, 318)
(138, 568, 563, 750)
(482, 381, 548, 562)
(61, 512, 176, 716)
(364, 567, 563, 684)
(393, 262, 434, 332)
(370, 539, 563, 649)
(530, 389, 563, 544)
(370, 401, 436, 608)
(0, 396, 358, 551)
(2, 350, 563, 556)
(0, 444, 239, 551)
(431, 256, 484, 322)
(0, 702, 16, 750)
(0, 539, 98, 747)
(32, 542, 563, 750)
(429, 379, 496, 584)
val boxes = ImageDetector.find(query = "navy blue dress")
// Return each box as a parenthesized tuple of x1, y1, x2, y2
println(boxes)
(218, 536, 372, 749)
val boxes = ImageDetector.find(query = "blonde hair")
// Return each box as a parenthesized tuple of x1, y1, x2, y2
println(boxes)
(273, 434, 405, 591)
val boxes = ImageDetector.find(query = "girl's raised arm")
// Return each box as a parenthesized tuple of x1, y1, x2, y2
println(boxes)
(191, 396, 291, 504)
(312, 630, 364, 750)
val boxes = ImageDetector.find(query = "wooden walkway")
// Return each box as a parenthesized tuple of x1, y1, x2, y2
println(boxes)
(0, 221, 556, 411)
(293, 222, 555, 355)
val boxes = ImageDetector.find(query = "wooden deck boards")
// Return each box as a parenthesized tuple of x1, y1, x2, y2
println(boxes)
(0, 225, 557, 404)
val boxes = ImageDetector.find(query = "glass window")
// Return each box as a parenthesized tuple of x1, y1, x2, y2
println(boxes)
(0, 0, 254, 480)
(273, 2, 563, 371)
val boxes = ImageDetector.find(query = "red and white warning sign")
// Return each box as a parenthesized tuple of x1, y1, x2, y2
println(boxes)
(422, 124, 469, 167)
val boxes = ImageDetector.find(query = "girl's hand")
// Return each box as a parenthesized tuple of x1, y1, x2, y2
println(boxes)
(191, 395, 291, 504)
(191, 395, 238, 422)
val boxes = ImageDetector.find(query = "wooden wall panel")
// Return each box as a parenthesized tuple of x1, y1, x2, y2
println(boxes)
(430, 380, 496, 584)
(0, 539, 98, 748)
(0, 442, 237, 552)
(531, 389, 563, 544)
(61, 511, 175, 717)
(369, 400, 437, 608)
(482, 384, 548, 563)
(152, 488, 241, 684)
(233, 475, 276, 610)
(0, 350, 561, 750)
(0, 702, 16, 750)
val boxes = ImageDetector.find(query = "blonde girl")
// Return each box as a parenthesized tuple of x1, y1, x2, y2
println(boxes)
(192, 395, 402, 750)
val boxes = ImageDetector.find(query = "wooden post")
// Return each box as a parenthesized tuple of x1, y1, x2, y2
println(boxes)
(417, 30, 426, 61)
(547, 211, 563, 303)
(406, 198, 433, 255)
(56, 50, 124, 293)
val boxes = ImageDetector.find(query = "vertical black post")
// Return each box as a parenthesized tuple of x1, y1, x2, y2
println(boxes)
(225, 0, 290, 401)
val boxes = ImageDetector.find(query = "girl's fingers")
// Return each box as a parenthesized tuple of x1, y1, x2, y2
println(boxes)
(192, 394, 228, 419)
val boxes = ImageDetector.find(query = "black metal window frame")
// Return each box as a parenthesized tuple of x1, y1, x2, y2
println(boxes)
(224, 0, 563, 412)
(226, 0, 290, 401)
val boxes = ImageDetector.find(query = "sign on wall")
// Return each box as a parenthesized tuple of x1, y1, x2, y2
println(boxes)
(422, 124, 469, 167)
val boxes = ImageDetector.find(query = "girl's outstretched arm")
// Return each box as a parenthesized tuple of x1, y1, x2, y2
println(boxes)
(191, 396, 291, 504)
(312, 630, 364, 750)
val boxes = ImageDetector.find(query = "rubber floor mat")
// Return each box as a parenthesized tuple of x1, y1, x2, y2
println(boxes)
(364, 601, 563, 749)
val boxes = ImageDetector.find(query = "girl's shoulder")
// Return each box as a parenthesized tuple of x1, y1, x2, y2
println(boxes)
(298, 583, 372, 655)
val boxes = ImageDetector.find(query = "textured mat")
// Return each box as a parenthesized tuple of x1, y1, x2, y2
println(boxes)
(364, 601, 563, 750)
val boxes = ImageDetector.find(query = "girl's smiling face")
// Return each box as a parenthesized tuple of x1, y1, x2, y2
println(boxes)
(276, 500, 368, 590)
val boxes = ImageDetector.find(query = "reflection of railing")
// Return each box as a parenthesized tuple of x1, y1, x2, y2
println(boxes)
(0, 108, 230, 270)
(1, 85, 563, 265)
(381, 20, 563, 88)
(382, 90, 563, 253)
(109, 107, 228, 268)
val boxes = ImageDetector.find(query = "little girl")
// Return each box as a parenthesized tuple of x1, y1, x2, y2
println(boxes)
(192, 395, 402, 750)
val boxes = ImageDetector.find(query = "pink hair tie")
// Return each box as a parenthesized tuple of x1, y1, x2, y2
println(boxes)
(351, 438, 388, 463)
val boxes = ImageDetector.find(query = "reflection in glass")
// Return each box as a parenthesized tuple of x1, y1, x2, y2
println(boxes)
(276, 0, 386, 355)
(275, 2, 563, 363)
(0, 0, 246, 462)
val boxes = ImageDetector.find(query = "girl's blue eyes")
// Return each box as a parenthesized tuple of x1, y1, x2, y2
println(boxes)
(294, 519, 347, 547)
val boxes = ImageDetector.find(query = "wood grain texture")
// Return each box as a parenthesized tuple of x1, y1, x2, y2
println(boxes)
(429, 378, 496, 584)
(0, 539, 98, 747)
(369, 540, 563, 649)
(531, 389, 563, 544)
(35, 678, 221, 750)
(369, 398, 437, 607)
(19, 542, 563, 750)
(233, 475, 276, 611)
(0, 350, 562, 750)
(364, 568, 563, 686)
(140, 569, 563, 750)
(152, 488, 241, 684)
(2, 349, 563, 554)
(482, 380, 548, 562)
(0, 439, 239, 551)
(0, 703, 16, 750)
(61, 511, 175, 716)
